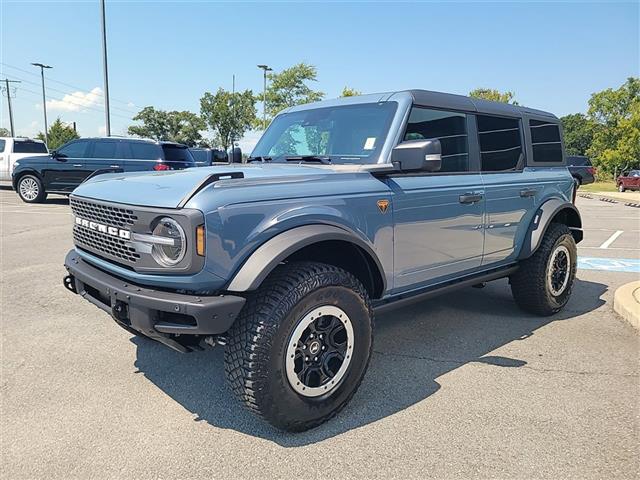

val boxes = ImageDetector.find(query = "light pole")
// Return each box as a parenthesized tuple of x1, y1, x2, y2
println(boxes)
(31, 63, 52, 146)
(257, 64, 272, 129)
(100, 0, 111, 136)
(1, 79, 20, 136)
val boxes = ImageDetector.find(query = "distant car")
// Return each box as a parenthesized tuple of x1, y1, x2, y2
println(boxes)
(12, 137, 196, 203)
(567, 156, 595, 186)
(189, 147, 228, 166)
(616, 169, 640, 192)
(0, 137, 48, 182)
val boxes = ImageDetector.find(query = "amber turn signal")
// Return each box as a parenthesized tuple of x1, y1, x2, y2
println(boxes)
(196, 225, 205, 256)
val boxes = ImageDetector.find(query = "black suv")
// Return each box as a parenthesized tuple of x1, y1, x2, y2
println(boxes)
(12, 137, 196, 203)
(189, 147, 228, 166)
(567, 155, 595, 186)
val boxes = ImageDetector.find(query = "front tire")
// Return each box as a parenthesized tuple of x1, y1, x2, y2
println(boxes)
(510, 223, 577, 316)
(618, 184, 625, 192)
(17, 174, 47, 203)
(224, 262, 373, 431)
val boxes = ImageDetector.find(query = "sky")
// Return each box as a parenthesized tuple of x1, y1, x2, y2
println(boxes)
(1, 0, 638, 152)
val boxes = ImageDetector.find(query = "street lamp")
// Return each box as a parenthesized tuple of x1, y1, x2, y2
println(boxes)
(257, 64, 272, 129)
(100, 0, 111, 137)
(31, 63, 52, 146)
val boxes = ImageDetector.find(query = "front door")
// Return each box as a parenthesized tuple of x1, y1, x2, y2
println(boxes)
(389, 106, 485, 292)
(45, 139, 90, 191)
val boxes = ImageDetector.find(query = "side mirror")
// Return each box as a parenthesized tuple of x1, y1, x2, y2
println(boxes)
(50, 150, 58, 158)
(231, 147, 242, 164)
(391, 138, 442, 172)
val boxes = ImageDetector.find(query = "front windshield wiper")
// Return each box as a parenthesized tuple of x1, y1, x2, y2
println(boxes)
(284, 155, 332, 164)
(247, 156, 272, 163)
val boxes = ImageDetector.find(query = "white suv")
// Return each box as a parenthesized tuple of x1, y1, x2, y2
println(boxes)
(0, 137, 48, 182)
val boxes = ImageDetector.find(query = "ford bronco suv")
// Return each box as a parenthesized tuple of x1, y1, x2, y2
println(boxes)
(63, 90, 582, 431)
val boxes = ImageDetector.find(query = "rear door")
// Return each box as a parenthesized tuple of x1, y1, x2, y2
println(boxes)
(84, 139, 122, 179)
(45, 139, 90, 191)
(0, 139, 8, 181)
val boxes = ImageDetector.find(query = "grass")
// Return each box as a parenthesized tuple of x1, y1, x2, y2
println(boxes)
(580, 181, 617, 193)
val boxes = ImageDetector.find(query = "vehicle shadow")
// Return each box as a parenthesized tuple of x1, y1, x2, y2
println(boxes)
(0, 185, 69, 205)
(132, 277, 606, 447)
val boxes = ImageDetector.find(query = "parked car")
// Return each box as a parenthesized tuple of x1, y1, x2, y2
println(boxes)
(63, 90, 582, 431)
(567, 155, 595, 186)
(616, 170, 640, 192)
(12, 137, 196, 203)
(189, 147, 228, 166)
(0, 137, 48, 182)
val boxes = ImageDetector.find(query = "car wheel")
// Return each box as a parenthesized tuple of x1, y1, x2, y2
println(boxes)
(510, 223, 577, 316)
(618, 185, 625, 192)
(17, 174, 47, 203)
(225, 261, 373, 432)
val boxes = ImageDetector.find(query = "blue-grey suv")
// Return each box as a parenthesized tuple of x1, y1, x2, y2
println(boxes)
(63, 90, 582, 431)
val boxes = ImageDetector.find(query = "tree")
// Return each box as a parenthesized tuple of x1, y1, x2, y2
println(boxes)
(128, 107, 205, 146)
(0, 127, 10, 136)
(255, 63, 324, 129)
(586, 77, 640, 176)
(469, 88, 518, 105)
(340, 87, 361, 97)
(36, 118, 79, 150)
(200, 88, 257, 151)
(560, 113, 598, 156)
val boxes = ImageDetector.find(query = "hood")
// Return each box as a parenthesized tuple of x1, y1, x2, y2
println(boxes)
(71, 163, 369, 209)
(14, 153, 49, 164)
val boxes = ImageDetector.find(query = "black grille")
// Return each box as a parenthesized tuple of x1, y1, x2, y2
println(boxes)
(70, 198, 138, 228)
(73, 226, 140, 263)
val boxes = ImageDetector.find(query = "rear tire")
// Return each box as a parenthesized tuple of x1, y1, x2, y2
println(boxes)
(510, 223, 577, 316)
(17, 174, 47, 203)
(224, 261, 373, 432)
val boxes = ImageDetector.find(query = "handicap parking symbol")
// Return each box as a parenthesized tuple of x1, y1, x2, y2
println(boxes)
(578, 257, 640, 273)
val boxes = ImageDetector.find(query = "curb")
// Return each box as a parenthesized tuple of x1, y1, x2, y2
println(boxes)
(613, 281, 640, 331)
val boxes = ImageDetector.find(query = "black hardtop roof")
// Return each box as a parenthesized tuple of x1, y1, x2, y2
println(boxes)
(407, 89, 558, 121)
(79, 137, 188, 147)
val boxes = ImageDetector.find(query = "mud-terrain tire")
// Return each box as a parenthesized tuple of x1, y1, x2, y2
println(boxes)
(16, 174, 47, 203)
(224, 261, 373, 432)
(510, 223, 577, 316)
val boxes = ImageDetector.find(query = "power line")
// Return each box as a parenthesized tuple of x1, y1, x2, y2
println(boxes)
(0, 62, 139, 109)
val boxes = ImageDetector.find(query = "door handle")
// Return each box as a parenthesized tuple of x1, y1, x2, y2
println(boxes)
(73, 164, 83, 167)
(110, 165, 120, 168)
(520, 188, 537, 198)
(459, 193, 483, 204)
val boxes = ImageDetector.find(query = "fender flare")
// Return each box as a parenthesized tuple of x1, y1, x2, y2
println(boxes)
(518, 198, 583, 260)
(226, 224, 386, 293)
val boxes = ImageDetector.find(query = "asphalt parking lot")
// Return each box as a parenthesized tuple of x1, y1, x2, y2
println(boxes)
(1, 187, 638, 479)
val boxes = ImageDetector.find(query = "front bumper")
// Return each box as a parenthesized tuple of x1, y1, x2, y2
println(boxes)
(63, 250, 246, 352)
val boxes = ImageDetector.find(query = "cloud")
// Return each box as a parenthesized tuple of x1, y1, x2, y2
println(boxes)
(47, 87, 103, 112)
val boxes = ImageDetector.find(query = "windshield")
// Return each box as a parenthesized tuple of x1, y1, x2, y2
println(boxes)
(190, 149, 208, 163)
(251, 102, 398, 164)
(162, 145, 194, 162)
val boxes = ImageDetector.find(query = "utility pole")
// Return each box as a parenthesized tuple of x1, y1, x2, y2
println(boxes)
(1, 79, 20, 137)
(100, 0, 111, 136)
(257, 64, 272, 129)
(31, 63, 52, 146)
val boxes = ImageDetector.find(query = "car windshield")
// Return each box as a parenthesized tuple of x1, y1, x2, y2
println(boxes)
(13, 140, 48, 154)
(162, 145, 194, 162)
(251, 102, 398, 164)
(190, 150, 208, 163)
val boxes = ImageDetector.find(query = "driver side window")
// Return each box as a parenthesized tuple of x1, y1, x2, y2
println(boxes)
(58, 140, 89, 158)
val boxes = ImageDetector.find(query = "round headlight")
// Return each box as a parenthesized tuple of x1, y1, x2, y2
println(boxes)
(151, 217, 186, 266)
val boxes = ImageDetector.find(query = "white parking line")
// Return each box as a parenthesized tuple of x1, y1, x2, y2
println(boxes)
(599, 230, 624, 249)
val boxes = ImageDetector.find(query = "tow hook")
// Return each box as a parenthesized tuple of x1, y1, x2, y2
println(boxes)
(63, 275, 77, 294)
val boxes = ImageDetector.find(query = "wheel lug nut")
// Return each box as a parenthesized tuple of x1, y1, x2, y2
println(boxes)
(310, 334, 314, 339)
(319, 334, 323, 339)
(305, 356, 309, 361)
(322, 346, 326, 350)
(314, 357, 318, 361)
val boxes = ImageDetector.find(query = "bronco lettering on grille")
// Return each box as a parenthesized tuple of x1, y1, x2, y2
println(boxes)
(75, 216, 131, 240)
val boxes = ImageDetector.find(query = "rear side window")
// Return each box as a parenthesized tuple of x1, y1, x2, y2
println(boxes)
(567, 156, 590, 166)
(476, 115, 523, 172)
(404, 107, 469, 172)
(13, 140, 48, 154)
(127, 142, 162, 160)
(90, 141, 118, 159)
(0, 140, 5, 152)
(530, 119, 563, 163)
(162, 145, 194, 162)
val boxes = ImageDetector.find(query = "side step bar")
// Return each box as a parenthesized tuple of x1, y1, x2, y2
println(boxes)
(373, 264, 518, 313)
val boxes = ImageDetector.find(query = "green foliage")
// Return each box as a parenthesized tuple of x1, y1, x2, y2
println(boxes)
(200, 88, 257, 151)
(340, 87, 361, 97)
(469, 88, 518, 105)
(256, 63, 324, 130)
(128, 107, 206, 147)
(36, 118, 79, 150)
(560, 113, 599, 156)
(586, 77, 640, 176)
(0, 127, 10, 136)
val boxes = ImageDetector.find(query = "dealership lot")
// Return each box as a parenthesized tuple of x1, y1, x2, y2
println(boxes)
(1, 188, 638, 479)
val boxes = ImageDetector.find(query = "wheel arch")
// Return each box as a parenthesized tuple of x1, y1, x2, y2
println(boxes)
(226, 225, 386, 299)
(12, 169, 43, 190)
(519, 198, 583, 260)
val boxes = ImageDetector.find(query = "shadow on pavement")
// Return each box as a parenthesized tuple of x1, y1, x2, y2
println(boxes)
(132, 277, 606, 447)
(0, 184, 69, 205)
